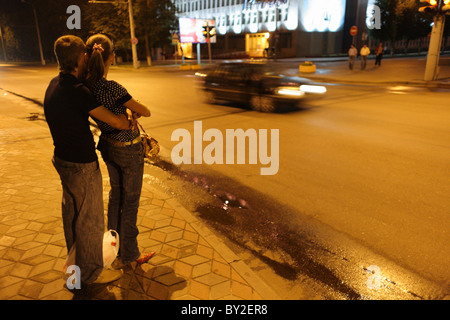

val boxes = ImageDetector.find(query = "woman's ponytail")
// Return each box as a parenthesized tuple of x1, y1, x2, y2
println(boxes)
(86, 44, 105, 86)
(86, 34, 113, 86)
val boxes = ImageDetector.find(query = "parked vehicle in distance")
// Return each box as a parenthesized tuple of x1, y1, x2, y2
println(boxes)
(195, 60, 327, 112)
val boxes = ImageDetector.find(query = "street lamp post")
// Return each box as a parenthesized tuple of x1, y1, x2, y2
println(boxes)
(0, 24, 7, 62)
(419, 0, 450, 81)
(89, 0, 139, 69)
(128, 0, 139, 69)
(21, 0, 45, 66)
(424, 14, 445, 81)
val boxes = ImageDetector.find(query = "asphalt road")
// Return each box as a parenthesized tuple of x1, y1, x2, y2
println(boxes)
(1, 63, 449, 299)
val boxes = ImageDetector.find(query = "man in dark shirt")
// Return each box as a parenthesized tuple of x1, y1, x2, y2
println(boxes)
(44, 35, 131, 288)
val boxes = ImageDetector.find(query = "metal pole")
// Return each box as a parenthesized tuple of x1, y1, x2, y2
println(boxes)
(0, 25, 7, 62)
(31, 5, 45, 66)
(207, 25, 212, 64)
(424, 14, 445, 81)
(22, 1, 45, 65)
(181, 45, 185, 64)
(274, 8, 278, 61)
(128, 0, 139, 69)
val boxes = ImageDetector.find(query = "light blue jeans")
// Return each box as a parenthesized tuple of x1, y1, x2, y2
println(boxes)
(52, 156, 104, 285)
(98, 138, 144, 264)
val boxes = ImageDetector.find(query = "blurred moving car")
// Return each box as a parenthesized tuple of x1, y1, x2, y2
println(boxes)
(195, 60, 326, 112)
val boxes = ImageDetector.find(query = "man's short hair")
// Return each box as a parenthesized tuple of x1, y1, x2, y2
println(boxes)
(54, 35, 86, 73)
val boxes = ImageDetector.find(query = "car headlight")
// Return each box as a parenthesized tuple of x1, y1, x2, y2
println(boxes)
(276, 87, 305, 97)
(299, 85, 327, 94)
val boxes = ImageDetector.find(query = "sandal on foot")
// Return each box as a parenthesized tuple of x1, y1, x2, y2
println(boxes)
(136, 252, 156, 264)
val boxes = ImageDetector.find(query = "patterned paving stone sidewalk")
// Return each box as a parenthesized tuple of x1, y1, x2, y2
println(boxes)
(0, 107, 280, 300)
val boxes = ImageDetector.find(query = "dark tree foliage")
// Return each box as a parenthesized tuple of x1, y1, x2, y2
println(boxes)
(83, 0, 177, 62)
(0, 0, 177, 62)
(369, 0, 433, 53)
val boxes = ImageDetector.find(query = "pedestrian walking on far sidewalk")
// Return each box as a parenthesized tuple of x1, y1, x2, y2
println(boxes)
(360, 44, 370, 71)
(44, 35, 132, 288)
(375, 43, 384, 66)
(348, 45, 357, 70)
(85, 33, 155, 268)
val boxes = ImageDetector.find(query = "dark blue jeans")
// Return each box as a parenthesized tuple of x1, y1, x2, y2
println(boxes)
(52, 156, 104, 285)
(98, 139, 144, 264)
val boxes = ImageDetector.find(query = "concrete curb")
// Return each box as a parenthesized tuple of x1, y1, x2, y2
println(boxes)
(303, 75, 450, 89)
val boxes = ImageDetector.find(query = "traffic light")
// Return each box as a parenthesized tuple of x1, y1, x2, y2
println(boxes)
(202, 25, 216, 40)
(418, 0, 450, 13)
(441, 0, 450, 13)
(418, 0, 438, 14)
(208, 27, 216, 39)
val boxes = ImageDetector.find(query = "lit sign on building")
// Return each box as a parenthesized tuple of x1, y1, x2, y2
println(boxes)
(179, 18, 216, 44)
(300, 0, 346, 32)
(242, 0, 289, 11)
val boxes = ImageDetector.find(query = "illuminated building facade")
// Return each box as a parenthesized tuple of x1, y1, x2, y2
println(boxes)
(173, 0, 370, 58)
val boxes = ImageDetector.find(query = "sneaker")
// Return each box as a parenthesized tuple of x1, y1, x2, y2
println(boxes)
(92, 268, 123, 284)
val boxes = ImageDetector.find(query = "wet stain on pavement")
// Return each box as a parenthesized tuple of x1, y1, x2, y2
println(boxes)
(150, 158, 363, 299)
(149, 157, 447, 300)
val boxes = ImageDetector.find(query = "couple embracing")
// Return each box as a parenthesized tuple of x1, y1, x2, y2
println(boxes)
(44, 34, 154, 288)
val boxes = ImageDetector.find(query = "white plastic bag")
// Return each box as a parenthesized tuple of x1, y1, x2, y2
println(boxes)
(102, 230, 120, 268)
(63, 230, 120, 272)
